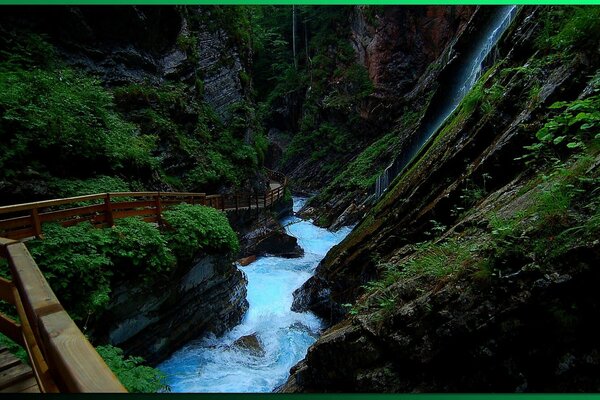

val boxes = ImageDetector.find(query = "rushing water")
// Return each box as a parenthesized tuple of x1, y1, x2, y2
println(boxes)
(158, 197, 352, 392)
(374, 5, 518, 199)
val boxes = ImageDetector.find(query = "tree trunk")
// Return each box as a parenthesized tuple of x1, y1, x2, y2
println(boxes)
(292, 5, 297, 69)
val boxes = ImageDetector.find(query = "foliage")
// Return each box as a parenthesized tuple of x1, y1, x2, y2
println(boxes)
(519, 92, 600, 163)
(25, 202, 238, 323)
(27, 223, 114, 321)
(536, 7, 600, 52)
(111, 218, 176, 283)
(96, 345, 169, 393)
(322, 64, 373, 111)
(162, 204, 239, 263)
(326, 132, 397, 194)
(49, 176, 132, 198)
(401, 238, 481, 278)
(0, 67, 158, 181)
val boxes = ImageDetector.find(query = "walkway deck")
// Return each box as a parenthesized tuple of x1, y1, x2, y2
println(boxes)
(0, 347, 39, 393)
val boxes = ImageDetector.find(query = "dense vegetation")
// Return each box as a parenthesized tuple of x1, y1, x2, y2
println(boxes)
(250, 6, 376, 179)
(0, 21, 268, 205)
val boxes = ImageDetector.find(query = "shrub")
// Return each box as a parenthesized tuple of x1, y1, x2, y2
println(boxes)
(27, 222, 114, 321)
(110, 218, 176, 283)
(96, 345, 169, 393)
(0, 68, 158, 179)
(162, 204, 239, 263)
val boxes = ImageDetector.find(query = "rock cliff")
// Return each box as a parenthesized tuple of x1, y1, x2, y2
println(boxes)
(93, 254, 248, 365)
(285, 6, 600, 391)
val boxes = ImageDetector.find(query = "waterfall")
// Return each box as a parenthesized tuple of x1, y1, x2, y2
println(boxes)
(373, 5, 518, 200)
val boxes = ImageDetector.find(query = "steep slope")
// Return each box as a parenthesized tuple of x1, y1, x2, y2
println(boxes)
(259, 6, 474, 222)
(284, 6, 600, 391)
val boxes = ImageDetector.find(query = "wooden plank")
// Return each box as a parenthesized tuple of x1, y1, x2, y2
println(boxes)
(141, 216, 159, 224)
(0, 238, 17, 247)
(30, 210, 42, 238)
(109, 201, 156, 210)
(0, 363, 33, 390)
(12, 287, 58, 393)
(0, 277, 15, 304)
(38, 311, 126, 392)
(0, 216, 32, 230)
(60, 216, 97, 228)
(0, 351, 21, 372)
(106, 191, 157, 198)
(0, 314, 22, 346)
(39, 204, 105, 223)
(0, 194, 105, 215)
(0, 375, 39, 393)
(113, 209, 156, 219)
(6, 243, 61, 337)
(0, 229, 35, 241)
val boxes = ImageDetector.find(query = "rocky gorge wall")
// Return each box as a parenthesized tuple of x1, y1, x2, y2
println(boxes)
(284, 6, 600, 391)
(92, 253, 248, 365)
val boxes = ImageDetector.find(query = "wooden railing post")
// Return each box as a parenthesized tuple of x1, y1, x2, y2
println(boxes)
(221, 196, 225, 212)
(31, 208, 42, 238)
(235, 193, 239, 212)
(104, 194, 114, 227)
(155, 192, 162, 225)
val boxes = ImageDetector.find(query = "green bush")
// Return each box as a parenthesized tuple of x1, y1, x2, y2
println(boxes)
(111, 218, 176, 283)
(97, 345, 169, 393)
(0, 68, 158, 180)
(537, 7, 600, 52)
(49, 176, 132, 198)
(163, 204, 239, 263)
(28, 222, 114, 321)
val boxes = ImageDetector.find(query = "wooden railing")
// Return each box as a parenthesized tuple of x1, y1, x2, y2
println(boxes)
(0, 170, 287, 392)
(0, 237, 126, 392)
(0, 172, 287, 241)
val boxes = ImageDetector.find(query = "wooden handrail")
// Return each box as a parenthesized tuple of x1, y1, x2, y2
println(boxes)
(0, 240, 126, 392)
(0, 170, 288, 391)
(0, 171, 288, 240)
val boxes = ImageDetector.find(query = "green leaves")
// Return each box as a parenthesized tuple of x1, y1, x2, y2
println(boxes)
(96, 345, 169, 393)
(163, 204, 239, 264)
(27, 205, 235, 321)
(521, 92, 600, 163)
(0, 66, 159, 181)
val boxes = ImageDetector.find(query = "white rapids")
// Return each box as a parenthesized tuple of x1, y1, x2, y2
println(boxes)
(158, 197, 352, 392)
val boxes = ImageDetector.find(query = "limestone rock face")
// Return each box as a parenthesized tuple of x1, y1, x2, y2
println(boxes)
(94, 254, 248, 365)
(351, 5, 475, 97)
(281, 6, 477, 228)
(285, 6, 600, 391)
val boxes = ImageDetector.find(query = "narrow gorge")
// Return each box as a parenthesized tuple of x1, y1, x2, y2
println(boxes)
(0, 4, 599, 394)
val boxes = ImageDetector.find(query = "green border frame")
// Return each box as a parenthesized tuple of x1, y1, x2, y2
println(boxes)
(1, 0, 600, 4)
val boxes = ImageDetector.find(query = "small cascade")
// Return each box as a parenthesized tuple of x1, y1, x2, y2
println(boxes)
(372, 5, 518, 199)
(158, 198, 352, 392)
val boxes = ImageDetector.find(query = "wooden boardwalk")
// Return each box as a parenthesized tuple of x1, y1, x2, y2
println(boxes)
(0, 347, 39, 393)
(0, 170, 287, 241)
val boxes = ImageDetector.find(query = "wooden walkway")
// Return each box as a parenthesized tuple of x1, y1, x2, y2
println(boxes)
(0, 347, 39, 393)
(0, 170, 287, 241)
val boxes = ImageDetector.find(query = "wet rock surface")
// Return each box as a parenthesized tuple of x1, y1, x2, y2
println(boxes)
(232, 333, 265, 357)
(94, 254, 248, 365)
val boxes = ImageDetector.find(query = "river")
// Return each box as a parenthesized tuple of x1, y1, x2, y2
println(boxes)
(158, 197, 352, 392)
